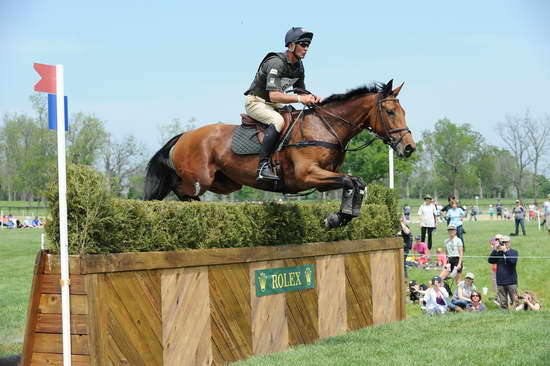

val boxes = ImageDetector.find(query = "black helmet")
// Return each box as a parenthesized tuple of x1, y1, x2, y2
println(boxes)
(285, 27, 313, 46)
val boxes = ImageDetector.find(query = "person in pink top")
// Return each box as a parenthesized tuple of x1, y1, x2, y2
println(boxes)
(436, 248, 447, 269)
(412, 235, 430, 268)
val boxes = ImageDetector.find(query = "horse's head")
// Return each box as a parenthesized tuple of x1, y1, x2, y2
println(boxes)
(368, 80, 416, 158)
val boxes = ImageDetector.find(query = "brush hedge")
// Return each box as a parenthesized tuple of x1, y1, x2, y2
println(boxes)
(45, 165, 400, 255)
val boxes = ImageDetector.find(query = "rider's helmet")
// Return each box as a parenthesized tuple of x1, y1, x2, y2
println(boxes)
(285, 27, 313, 46)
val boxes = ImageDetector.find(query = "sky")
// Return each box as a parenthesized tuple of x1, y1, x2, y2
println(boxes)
(2, 0, 549, 154)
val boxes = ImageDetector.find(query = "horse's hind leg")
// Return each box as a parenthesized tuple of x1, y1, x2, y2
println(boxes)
(209, 171, 242, 195)
(172, 163, 217, 200)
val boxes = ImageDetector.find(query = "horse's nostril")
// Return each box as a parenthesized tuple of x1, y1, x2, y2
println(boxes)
(404, 145, 415, 156)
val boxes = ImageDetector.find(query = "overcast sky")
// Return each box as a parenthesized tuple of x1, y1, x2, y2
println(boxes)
(2, 1, 549, 155)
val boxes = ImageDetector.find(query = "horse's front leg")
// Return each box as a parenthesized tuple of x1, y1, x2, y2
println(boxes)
(299, 165, 366, 228)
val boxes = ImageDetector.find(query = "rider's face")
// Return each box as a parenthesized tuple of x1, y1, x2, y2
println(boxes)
(293, 42, 309, 59)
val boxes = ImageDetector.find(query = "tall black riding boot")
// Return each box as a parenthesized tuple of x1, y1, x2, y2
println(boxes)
(257, 124, 280, 181)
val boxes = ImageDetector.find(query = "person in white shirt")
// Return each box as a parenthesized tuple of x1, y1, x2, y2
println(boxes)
(424, 276, 460, 315)
(418, 194, 438, 250)
(544, 194, 550, 236)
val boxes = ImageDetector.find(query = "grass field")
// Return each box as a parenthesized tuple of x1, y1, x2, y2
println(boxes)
(0, 219, 549, 363)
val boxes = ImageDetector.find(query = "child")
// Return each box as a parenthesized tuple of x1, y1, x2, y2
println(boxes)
(412, 235, 430, 269)
(436, 248, 447, 269)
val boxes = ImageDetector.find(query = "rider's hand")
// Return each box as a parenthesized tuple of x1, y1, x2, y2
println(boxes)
(311, 94, 322, 104)
(300, 94, 317, 106)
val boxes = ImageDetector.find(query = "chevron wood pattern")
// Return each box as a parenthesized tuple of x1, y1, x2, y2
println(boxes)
(316, 255, 347, 339)
(345, 252, 374, 331)
(370, 250, 399, 325)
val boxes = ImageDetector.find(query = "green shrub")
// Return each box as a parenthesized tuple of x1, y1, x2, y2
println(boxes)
(45, 165, 399, 255)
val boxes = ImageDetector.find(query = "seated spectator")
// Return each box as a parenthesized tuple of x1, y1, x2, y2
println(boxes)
(424, 276, 461, 315)
(412, 235, 430, 269)
(23, 216, 33, 228)
(436, 248, 447, 269)
(32, 216, 43, 228)
(451, 272, 477, 310)
(515, 291, 541, 311)
(467, 290, 486, 312)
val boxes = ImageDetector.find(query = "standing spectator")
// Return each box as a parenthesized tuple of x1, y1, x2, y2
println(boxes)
(496, 200, 503, 220)
(400, 216, 412, 279)
(403, 204, 411, 221)
(440, 224, 464, 285)
(544, 194, 550, 236)
(510, 200, 526, 236)
(418, 194, 438, 250)
(488, 235, 519, 309)
(467, 290, 487, 312)
(488, 204, 495, 220)
(445, 200, 466, 249)
(470, 205, 479, 221)
(528, 203, 536, 222)
(489, 235, 503, 295)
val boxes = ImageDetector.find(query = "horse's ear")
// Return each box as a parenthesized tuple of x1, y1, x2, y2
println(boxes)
(382, 79, 393, 97)
(392, 82, 405, 97)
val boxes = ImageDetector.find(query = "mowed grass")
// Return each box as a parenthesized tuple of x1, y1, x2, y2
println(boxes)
(0, 229, 43, 356)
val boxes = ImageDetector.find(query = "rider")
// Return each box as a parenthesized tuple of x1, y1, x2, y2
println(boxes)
(244, 27, 321, 181)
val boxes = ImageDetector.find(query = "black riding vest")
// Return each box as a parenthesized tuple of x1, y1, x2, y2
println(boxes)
(244, 52, 305, 102)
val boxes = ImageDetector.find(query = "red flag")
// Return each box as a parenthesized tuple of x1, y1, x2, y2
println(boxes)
(33, 63, 57, 93)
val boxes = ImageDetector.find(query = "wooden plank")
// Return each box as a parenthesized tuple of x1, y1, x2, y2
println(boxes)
(43, 254, 82, 274)
(32, 333, 89, 355)
(250, 260, 288, 355)
(85, 274, 105, 366)
(317, 255, 347, 338)
(283, 258, 319, 347)
(82, 238, 402, 274)
(396, 248, 406, 320)
(30, 353, 90, 365)
(99, 271, 163, 366)
(35, 314, 88, 334)
(161, 267, 212, 366)
(345, 252, 374, 331)
(38, 294, 88, 315)
(209, 263, 252, 364)
(38, 274, 87, 295)
(370, 250, 399, 325)
(21, 250, 47, 366)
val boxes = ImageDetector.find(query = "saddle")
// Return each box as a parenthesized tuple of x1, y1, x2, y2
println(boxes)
(239, 107, 294, 144)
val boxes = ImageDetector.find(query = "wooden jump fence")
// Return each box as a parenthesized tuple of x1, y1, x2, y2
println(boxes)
(21, 238, 405, 365)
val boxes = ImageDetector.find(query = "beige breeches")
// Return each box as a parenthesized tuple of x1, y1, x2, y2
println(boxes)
(244, 95, 284, 132)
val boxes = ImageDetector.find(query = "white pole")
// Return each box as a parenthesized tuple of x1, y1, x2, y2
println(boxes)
(1, 210, 3, 230)
(538, 209, 541, 231)
(389, 146, 394, 189)
(41, 233, 45, 250)
(56, 65, 72, 366)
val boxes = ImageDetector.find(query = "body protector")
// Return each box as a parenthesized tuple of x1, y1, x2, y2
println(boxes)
(244, 52, 305, 102)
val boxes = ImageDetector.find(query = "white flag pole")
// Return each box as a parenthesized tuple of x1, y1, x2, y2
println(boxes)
(1, 210, 3, 230)
(389, 146, 394, 189)
(55, 64, 72, 366)
(41, 233, 45, 250)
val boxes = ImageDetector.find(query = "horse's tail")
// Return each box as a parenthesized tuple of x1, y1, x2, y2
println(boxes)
(144, 133, 183, 200)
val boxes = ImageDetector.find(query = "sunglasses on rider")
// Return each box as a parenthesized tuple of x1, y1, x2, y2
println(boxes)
(297, 41, 310, 48)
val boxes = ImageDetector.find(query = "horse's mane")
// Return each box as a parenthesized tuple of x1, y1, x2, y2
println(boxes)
(318, 82, 386, 106)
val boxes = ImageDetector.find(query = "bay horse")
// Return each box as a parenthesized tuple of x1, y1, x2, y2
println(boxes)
(144, 80, 415, 228)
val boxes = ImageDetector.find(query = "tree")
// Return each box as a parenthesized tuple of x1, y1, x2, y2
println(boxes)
(102, 134, 146, 196)
(157, 117, 196, 145)
(524, 112, 550, 203)
(421, 118, 483, 199)
(498, 114, 530, 199)
(67, 112, 109, 165)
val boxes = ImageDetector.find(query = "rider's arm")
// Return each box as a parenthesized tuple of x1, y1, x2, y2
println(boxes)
(268, 91, 317, 105)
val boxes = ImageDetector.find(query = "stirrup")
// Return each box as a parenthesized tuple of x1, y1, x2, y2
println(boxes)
(257, 161, 280, 181)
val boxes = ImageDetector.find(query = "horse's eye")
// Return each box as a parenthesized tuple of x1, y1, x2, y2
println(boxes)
(387, 110, 395, 116)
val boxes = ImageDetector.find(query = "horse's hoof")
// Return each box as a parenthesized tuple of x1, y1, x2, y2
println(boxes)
(324, 212, 352, 229)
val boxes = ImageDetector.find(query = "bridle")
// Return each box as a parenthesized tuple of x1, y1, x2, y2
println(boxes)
(311, 93, 412, 152)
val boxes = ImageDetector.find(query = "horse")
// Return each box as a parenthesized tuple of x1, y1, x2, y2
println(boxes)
(144, 79, 416, 228)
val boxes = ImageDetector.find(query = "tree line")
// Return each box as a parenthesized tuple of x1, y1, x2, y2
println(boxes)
(1, 95, 549, 203)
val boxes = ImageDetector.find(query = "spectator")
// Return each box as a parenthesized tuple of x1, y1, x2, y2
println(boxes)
(424, 276, 460, 315)
(440, 224, 464, 285)
(32, 216, 43, 228)
(418, 194, 438, 250)
(470, 205, 479, 221)
(488, 235, 519, 309)
(488, 204, 495, 220)
(496, 200, 503, 220)
(400, 216, 412, 279)
(412, 235, 430, 269)
(451, 272, 477, 310)
(510, 200, 526, 236)
(544, 194, 550, 236)
(467, 290, 487, 312)
(446, 200, 466, 249)
(528, 203, 536, 222)
(489, 235, 503, 295)
(436, 248, 447, 269)
(515, 291, 541, 311)
(403, 204, 411, 221)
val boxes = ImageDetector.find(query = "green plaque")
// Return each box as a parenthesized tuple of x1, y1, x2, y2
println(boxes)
(255, 264, 315, 296)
